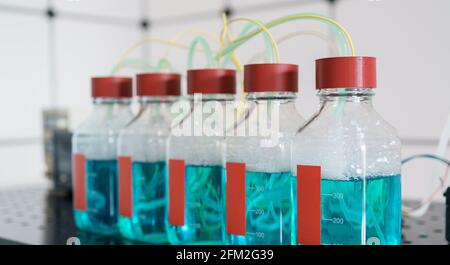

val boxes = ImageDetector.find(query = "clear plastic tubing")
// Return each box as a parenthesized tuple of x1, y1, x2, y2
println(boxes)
(166, 69, 237, 244)
(225, 64, 305, 245)
(117, 73, 181, 243)
(291, 57, 402, 245)
(72, 77, 134, 236)
(220, 13, 354, 64)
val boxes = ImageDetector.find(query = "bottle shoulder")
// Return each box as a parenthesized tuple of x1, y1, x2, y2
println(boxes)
(291, 107, 401, 178)
(73, 111, 134, 136)
(225, 106, 304, 172)
(120, 114, 171, 136)
(228, 103, 305, 141)
(295, 107, 400, 143)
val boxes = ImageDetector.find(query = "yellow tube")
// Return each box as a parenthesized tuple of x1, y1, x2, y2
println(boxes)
(247, 30, 340, 63)
(111, 37, 208, 74)
(223, 13, 355, 58)
(277, 30, 339, 55)
(269, 14, 354, 55)
(163, 28, 220, 65)
(218, 14, 280, 68)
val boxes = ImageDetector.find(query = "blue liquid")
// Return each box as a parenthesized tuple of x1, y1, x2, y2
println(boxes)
(166, 165, 224, 245)
(118, 161, 167, 243)
(295, 175, 401, 245)
(228, 171, 293, 245)
(74, 159, 119, 236)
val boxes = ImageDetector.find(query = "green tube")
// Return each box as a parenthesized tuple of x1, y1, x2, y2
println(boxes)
(220, 23, 254, 68)
(156, 58, 174, 72)
(187, 36, 214, 69)
(221, 13, 352, 59)
(220, 21, 275, 68)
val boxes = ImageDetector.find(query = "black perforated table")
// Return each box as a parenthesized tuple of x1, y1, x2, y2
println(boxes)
(0, 187, 447, 245)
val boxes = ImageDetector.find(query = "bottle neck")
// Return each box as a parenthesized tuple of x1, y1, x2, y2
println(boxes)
(138, 95, 179, 104)
(137, 96, 176, 117)
(91, 97, 132, 117)
(245, 92, 298, 126)
(318, 88, 374, 108)
(246, 91, 297, 101)
(189, 93, 235, 102)
(93, 97, 132, 105)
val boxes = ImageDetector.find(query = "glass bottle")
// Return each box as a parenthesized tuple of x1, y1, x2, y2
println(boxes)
(166, 69, 236, 244)
(291, 57, 402, 245)
(117, 73, 181, 243)
(72, 77, 134, 236)
(225, 64, 304, 245)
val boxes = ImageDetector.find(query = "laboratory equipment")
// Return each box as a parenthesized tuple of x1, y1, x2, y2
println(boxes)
(51, 129, 73, 197)
(225, 64, 304, 245)
(43, 106, 72, 197)
(167, 69, 236, 244)
(42, 109, 70, 181)
(72, 77, 134, 236)
(117, 73, 181, 243)
(291, 57, 402, 245)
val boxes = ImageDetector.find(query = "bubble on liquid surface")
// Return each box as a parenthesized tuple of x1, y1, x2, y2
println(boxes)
(292, 127, 401, 180)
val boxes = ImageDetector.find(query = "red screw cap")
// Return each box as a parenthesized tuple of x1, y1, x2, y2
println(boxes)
(244, 63, 298, 93)
(137, 73, 181, 96)
(315, 56, 376, 89)
(187, 69, 236, 94)
(91, 77, 133, 98)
